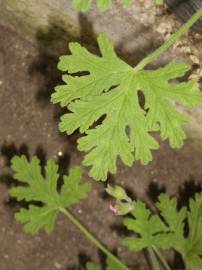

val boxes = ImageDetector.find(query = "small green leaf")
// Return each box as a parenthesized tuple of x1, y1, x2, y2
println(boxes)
(106, 185, 131, 202)
(122, 200, 171, 251)
(155, 194, 186, 253)
(10, 155, 91, 234)
(106, 184, 135, 215)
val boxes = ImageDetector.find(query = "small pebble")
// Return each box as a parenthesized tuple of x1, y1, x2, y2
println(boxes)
(54, 262, 62, 269)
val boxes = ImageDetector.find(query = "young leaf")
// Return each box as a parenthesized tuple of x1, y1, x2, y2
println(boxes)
(72, 0, 133, 12)
(52, 33, 202, 181)
(10, 155, 91, 234)
(106, 185, 135, 215)
(106, 185, 131, 202)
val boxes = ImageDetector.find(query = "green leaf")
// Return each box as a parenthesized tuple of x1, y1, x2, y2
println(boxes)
(52, 33, 202, 181)
(141, 63, 202, 148)
(155, 194, 186, 253)
(122, 200, 171, 251)
(184, 193, 202, 270)
(72, 0, 92, 12)
(86, 262, 101, 270)
(10, 155, 91, 234)
(72, 0, 132, 12)
(106, 184, 131, 202)
(154, 0, 163, 5)
(122, 192, 202, 270)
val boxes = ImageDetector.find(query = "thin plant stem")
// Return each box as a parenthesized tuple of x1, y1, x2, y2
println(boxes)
(60, 207, 130, 270)
(153, 247, 172, 270)
(134, 8, 202, 71)
(148, 247, 161, 270)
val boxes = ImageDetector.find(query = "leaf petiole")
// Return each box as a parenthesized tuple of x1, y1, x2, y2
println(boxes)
(153, 246, 172, 270)
(60, 208, 130, 270)
(134, 8, 202, 71)
(148, 247, 161, 270)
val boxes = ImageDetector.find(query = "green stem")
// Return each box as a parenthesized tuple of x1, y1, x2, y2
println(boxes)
(60, 208, 130, 270)
(134, 8, 202, 71)
(153, 247, 171, 270)
(148, 248, 161, 270)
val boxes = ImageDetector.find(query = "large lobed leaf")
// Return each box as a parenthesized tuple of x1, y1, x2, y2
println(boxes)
(72, 0, 133, 12)
(123, 193, 202, 269)
(10, 155, 91, 234)
(52, 33, 202, 181)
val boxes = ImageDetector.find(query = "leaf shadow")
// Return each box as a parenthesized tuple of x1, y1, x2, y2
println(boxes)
(27, 13, 100, 144)
(28, 13, 98, 107)
(1, 142, 29, 167)
(177, 177, 202, 208)
(66, 251, 106, 270)
(147, 181, 166, 204)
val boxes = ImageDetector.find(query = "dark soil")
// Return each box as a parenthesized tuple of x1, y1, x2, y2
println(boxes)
(0, 22, 202, 270)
